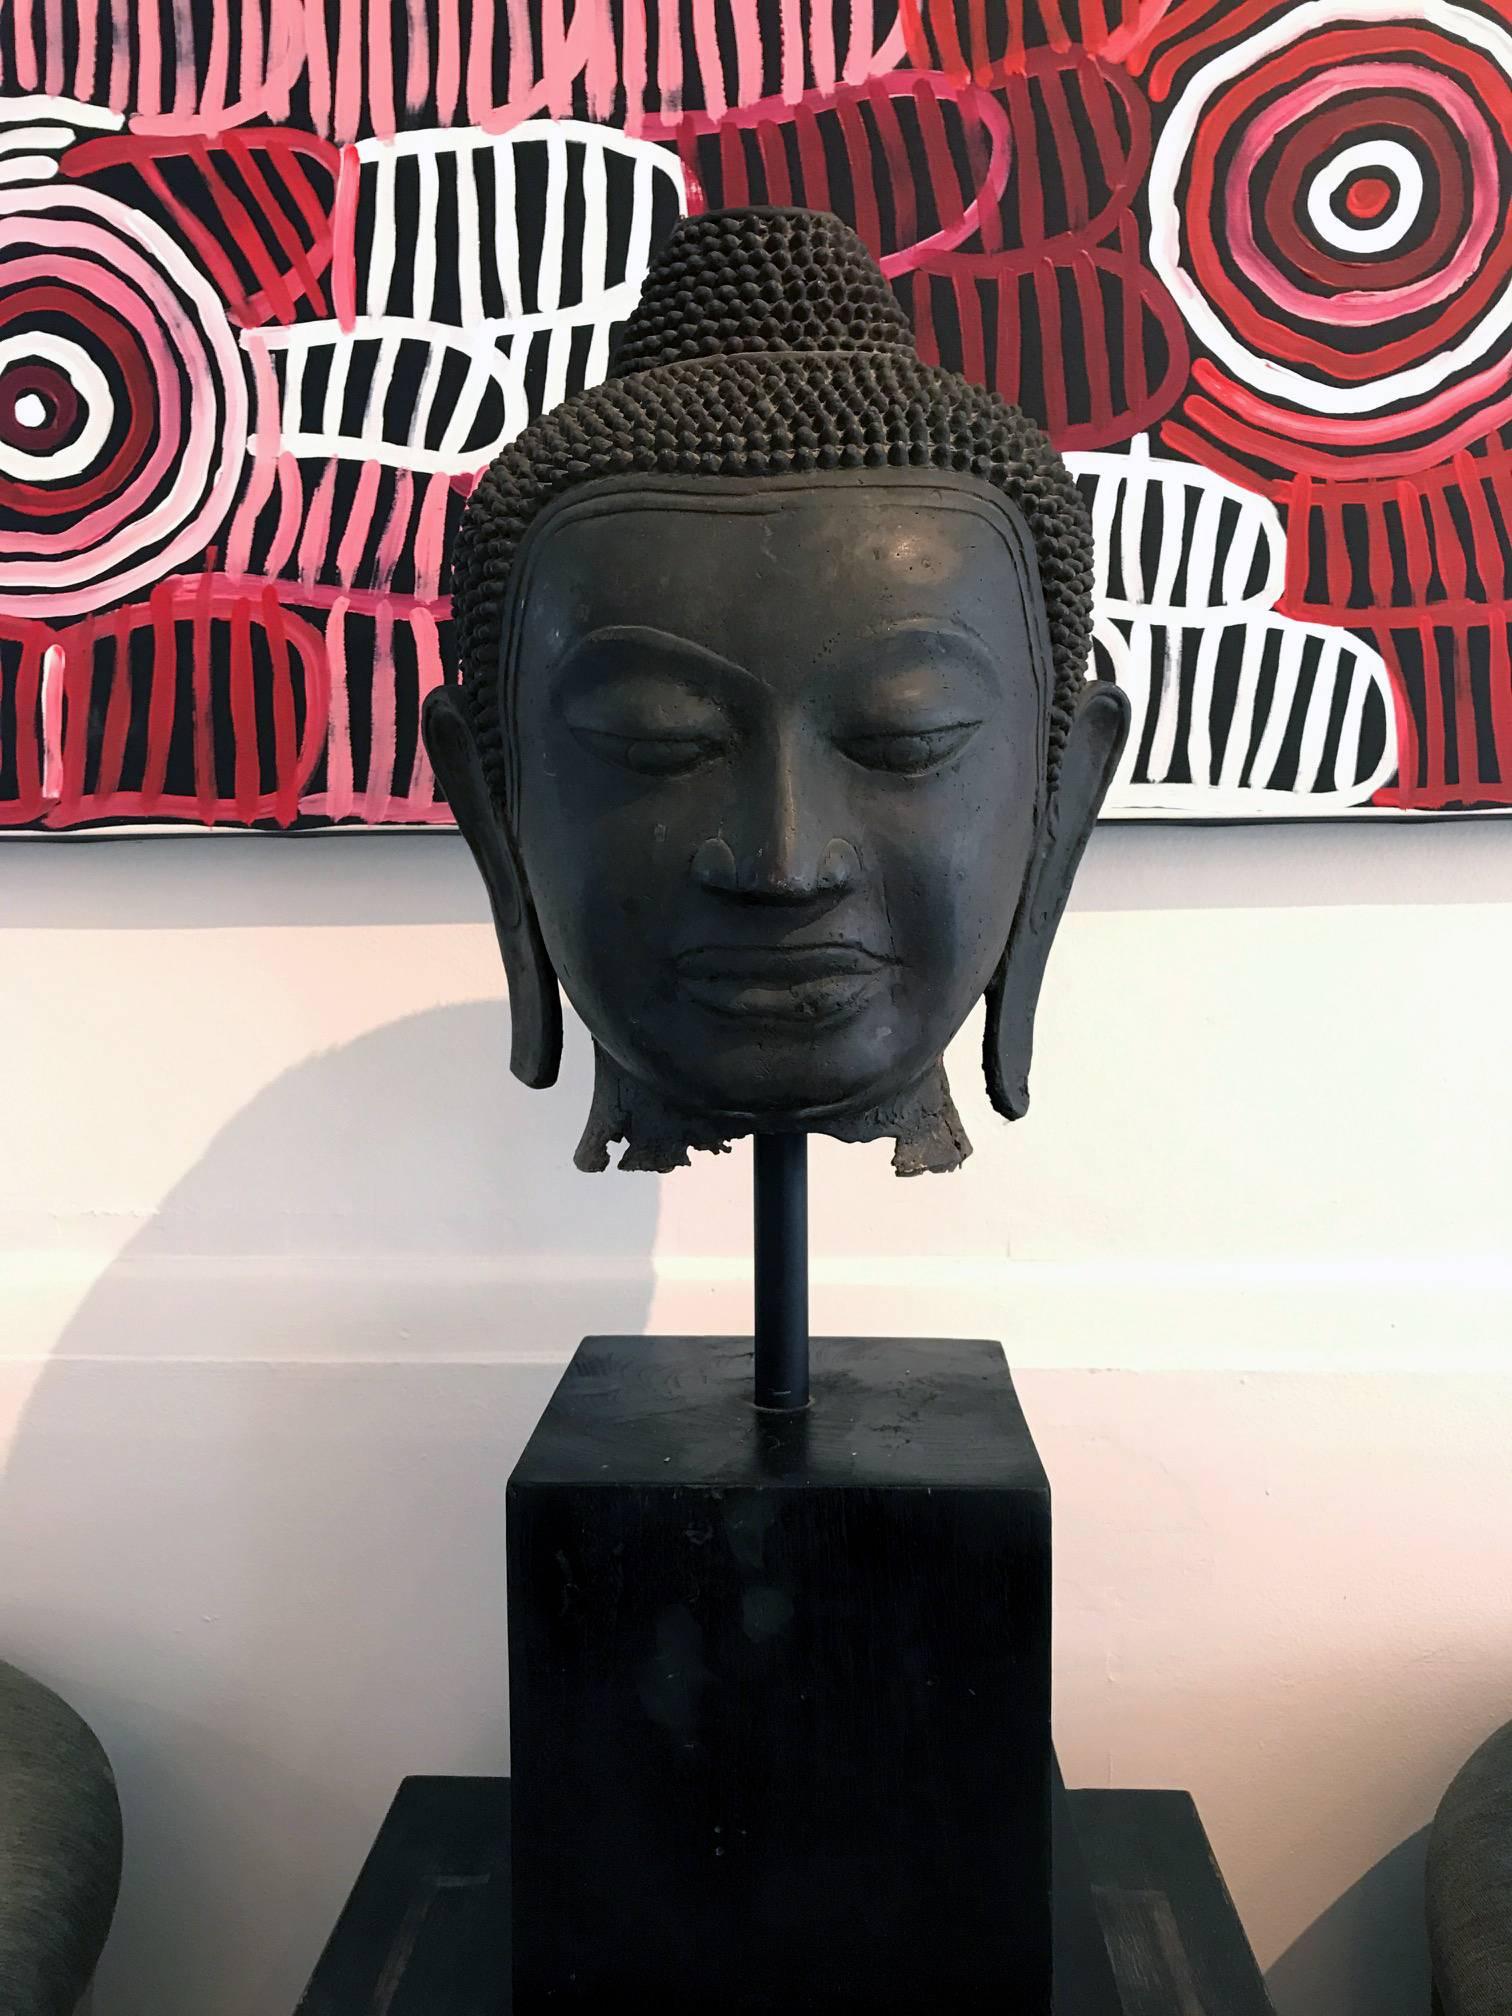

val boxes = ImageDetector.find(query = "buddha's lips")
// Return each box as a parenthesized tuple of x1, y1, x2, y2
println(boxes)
(674, 942, 892, 980)
(673, 942, 894, 1023)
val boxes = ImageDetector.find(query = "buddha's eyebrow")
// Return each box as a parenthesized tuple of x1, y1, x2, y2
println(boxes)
(823, 615, 1005, 681)
(553, 623, 756, 687)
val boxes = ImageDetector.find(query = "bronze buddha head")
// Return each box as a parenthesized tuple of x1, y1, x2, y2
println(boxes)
(428, 207, 1126, 1174)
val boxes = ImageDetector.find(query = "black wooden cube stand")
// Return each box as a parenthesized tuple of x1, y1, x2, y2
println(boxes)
(507, 1334, 1053, 2015)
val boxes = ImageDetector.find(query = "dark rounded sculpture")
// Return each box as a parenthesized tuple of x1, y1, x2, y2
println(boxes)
(429, 206, 1127, 1173)
(1428, 1716, 1512, 2016)
(0, 1660, 123, 2015)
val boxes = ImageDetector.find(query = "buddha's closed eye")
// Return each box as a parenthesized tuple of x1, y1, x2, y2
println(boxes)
(570, 727, 728, 776)
(838, 721, 981, 775)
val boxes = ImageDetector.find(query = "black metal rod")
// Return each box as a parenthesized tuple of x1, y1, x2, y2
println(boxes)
(753, 1132, 810, 1411)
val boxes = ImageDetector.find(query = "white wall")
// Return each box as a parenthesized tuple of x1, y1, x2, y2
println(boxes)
(4, 821, 1511, 2016)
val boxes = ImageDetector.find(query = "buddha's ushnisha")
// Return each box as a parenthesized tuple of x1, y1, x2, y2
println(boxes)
(430, 206, 1126, 1173)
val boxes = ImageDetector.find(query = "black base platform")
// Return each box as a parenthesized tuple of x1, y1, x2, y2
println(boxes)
(294, 1774, 1275, 2016)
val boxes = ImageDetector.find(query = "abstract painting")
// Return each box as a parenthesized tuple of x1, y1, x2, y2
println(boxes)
(2, 0, 1510, 828)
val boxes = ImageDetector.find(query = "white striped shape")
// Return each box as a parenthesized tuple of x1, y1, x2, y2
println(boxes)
(246, 319, 526, 471)
(1066, 433, 1284, 619)
(246, 302, 683, 471)
(354, 118, 685, 332)
(1069, 436, 1398, 814)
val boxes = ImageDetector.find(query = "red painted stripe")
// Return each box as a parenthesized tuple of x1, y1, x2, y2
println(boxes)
(754, 115, 793, 206)
(897, 0, 933, 72)
(911, 268, 939, 365)
(134, 156, 251, 317)
(192, 563, 218, 824)
(794, 101, 829, 208)
(1073, 250, 1112, 434)
(913, 77, 965, 240)
(866, 78, 915, 248)
(230, 594, 259, 819)
(1034, 262, 1069, 441)
(262, 584, 302, 828)
(993, 273, 1020, 404)
(1488, 619, 1512, 795)
(59, 630, 89, 811)
(1042, 62, 1089, 231)
(927, 0, 969, 84)
(967, 0, 990, 85)
(8, 642, 43, 817)
(141, 581, 178, 810)
(225, 132, 328, 318)
(192, 137, 298, 325)
(97, 604, 135, 801)
(719, 121, 749, 206)
(836, 91, 881, 255)
(953, 269, 985, 384)
(1001, 73, 1042, 245)
(1454, 450, 1507, 602)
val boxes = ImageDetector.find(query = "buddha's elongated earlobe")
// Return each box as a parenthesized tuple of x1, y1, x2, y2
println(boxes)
(423, 686, 563, 1088)
(984, 680, 1130, 1121)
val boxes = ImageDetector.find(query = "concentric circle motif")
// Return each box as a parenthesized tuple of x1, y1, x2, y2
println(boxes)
(0, 184, 248, 618)
(1306, 140, 1423, 254)
(1148, 0, 1512, 447)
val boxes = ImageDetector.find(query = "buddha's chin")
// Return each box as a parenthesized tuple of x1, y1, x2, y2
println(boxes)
(642, 1021, 938, 1130)
(573, 1037, 971, 1176)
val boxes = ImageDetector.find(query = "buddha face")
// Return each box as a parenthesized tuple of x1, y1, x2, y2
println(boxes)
(501, 473, 1050, 1129)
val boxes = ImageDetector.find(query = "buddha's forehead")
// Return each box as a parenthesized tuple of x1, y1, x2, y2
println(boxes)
(511, 475, 1043, 685)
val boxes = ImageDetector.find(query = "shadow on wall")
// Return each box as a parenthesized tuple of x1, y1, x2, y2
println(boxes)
(1265, 1829, 1432, 2016)
(0, 1002, 659, 2016)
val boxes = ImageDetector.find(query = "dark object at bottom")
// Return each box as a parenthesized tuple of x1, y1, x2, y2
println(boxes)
(1427, 1716, 1512, 2016)
(507, 1335, 1054, 2012)
(293, 1773, 1275, 2016)
(0, 1659, 123, 2016)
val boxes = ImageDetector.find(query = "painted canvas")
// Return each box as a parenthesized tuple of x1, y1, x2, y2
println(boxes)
(1, 0, 1510, 829)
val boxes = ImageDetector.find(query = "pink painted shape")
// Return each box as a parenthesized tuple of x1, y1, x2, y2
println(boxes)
(304, 0, 333, 134)
(136, 0, 162, 115)
(171, 0, 198, 117)
(43, 0, 64, 94)
(691, 0, 727, 117)
(224, 344, 282, 574)
(295, 459, 338, 586)
(399, 600, 445, 809)
(367, 0, 398, 136)
(364, 600, 396, 819)
(74, 0, 98, 105)
(264, 451, 305, 577)
(411, 471, 451, 600)
(323, 591, 355, 819)
(12, 0, 39, 91)
(40, 643, 65, 804)
(408, 0, 433, 112)
(332, 143, 360, 328)
(336, 458, 383, 585)
(373, 464, 414, 588)
(201, 0, 231, 126)
(436, 0, 463, 120)
(584, 0, 616, 120)
(332, 0, 363, 139)
(468, 0, 499, 120)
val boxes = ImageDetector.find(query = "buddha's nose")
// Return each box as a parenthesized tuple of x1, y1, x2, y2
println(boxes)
(691, 736, 859, 901)
(692, 832, 860, 899)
